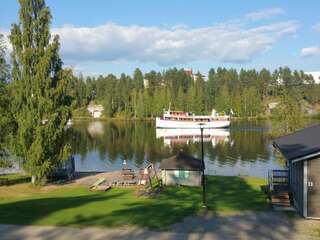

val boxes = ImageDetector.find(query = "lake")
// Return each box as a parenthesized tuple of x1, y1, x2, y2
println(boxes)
(69, 120, 284, 178)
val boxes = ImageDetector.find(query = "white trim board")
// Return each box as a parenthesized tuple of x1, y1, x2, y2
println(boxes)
(292, 152, 320, 163)
(303, 161, 308, 218)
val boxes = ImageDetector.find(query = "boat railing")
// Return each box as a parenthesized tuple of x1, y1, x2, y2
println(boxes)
(268, 169, 289, 192)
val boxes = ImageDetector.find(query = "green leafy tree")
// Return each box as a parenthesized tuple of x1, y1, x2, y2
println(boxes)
(136, 90, 144, 118)
(241, 87, 262, 117)
(272, 92, 304, 136)
(231, 88, 242, 117)
(215, 84, 230, 113)
(176, 86, 185, 111)
(10, 0, 71, 184)
(193, 72, 205, 114)
(0, 34, 12, 166)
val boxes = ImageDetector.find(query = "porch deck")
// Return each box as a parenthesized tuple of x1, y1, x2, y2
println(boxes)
(268, 170, 291, 208)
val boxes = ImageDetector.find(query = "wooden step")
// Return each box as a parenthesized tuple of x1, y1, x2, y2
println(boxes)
(273, 203, 291, 208)
(272, 198, 291, 204)
(272, 202, 291, 207)
(271, 193, 290, 198)
(271, 191, 290, 196)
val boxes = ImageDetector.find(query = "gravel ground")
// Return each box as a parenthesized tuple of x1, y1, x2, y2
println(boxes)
(0, 212, 319, 240)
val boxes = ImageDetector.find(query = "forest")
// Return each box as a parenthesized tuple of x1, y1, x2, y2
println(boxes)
(67, 67, 320, 119)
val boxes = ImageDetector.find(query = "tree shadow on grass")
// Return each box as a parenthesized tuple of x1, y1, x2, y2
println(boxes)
(206, 176, 271, 212)
(0, 192, 126, 226)
(0, 176, 301, 239)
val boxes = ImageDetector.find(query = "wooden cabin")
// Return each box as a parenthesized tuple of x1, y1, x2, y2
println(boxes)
(160, 152, 203, 187)
(273, 124, 320, 219)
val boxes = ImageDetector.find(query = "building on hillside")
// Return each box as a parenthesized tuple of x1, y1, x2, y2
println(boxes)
(273, 124, 320, 218)
(183, 68, 206, 82)
(275, 71, 320, 85)
(87, 104, 104, 118)
(160, 151, 203, 187)
(305, 71, 320, 84)
(143, 78, 149, 88)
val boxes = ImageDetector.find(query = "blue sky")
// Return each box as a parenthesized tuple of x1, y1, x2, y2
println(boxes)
(1, 0, 320, 76)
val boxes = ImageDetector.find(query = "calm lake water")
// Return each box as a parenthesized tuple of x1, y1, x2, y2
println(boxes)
(69, 120, 284, 178)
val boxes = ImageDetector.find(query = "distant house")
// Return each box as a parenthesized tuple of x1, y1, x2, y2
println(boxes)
(143, 78, 149, 88)
(305, 71, 320, 84)
(87, 104, 104, 118)
(266, 102, 280, 115)
(160, 152, 203, 187)
(273, 124, 320, 218)
(183, 68, 206, 82)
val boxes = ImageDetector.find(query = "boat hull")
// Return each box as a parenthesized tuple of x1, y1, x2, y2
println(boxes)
(156, 118, 230, 129)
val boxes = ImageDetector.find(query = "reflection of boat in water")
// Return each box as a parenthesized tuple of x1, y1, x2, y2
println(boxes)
(156, 128, 230, 147)
(87, 121, 105, 136)
(156, 109, 230, 129)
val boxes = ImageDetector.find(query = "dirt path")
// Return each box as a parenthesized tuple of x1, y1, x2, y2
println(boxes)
(1, 212, 319, 240)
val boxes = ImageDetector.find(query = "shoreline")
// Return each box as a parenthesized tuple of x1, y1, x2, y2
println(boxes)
(72, 115, 319, 122)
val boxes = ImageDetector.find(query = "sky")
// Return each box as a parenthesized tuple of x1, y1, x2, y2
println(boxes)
(1, 0, 320, 76)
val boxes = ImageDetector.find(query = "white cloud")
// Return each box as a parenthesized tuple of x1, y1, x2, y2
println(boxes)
(312, 23, 320, 32)
(0, 10, 298, 69)
(51, 20, 297, 66)
(245, 8, 285, 20)
(301, 46, 320, 57)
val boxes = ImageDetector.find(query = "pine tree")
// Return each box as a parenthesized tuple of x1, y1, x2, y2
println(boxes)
(10, 0, 71, 184)
(133, 68, 144, 89)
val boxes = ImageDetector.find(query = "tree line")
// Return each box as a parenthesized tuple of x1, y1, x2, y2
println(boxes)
(67, 67, 320, 118)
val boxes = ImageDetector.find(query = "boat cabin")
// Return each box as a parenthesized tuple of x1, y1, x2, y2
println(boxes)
(160, 152, 203, 187)
(87, 104, 104, 118)
(273, 124, 320, 219)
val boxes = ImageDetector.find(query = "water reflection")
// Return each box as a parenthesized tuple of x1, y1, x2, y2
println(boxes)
(156, 128, 230, 147)
(87, 121, 105, 137)
(68, 120, 282, 178)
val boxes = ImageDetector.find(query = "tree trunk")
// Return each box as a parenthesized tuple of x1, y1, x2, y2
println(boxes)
(31, 175, 36, 184)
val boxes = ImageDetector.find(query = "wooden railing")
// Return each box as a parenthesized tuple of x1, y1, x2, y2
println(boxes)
(268, 169, 289, 192)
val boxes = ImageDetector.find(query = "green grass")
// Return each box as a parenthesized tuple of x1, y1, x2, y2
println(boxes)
(0, 173, 30, 186)
(0, 175, 270, 229)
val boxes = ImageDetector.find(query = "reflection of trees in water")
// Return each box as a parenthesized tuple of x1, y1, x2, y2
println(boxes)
(205, 120, 271, 164)
(68, 120, 272, 168)
(173, 121, 271, 165)
(205, 129, 270, 165)
(68, 121, 171, 167)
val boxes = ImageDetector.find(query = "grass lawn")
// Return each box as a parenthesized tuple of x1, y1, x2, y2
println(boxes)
(0, 174, 270, 229)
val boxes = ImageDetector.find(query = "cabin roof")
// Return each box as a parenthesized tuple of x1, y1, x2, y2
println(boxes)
(273, 124, 320, 162)
(160, 152, 203, 170)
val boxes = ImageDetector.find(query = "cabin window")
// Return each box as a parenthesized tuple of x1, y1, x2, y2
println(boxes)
(174, 170, 189, 179)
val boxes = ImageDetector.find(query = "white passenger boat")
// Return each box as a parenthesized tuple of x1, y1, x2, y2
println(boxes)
(156, 109, 230, 129)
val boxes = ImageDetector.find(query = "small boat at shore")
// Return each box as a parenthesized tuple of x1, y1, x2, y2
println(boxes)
(156, 109, 230, 129)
